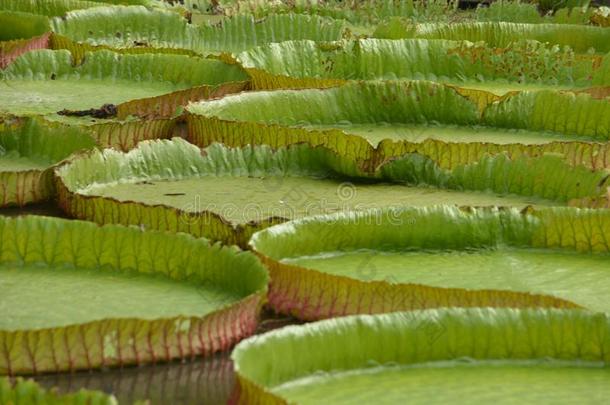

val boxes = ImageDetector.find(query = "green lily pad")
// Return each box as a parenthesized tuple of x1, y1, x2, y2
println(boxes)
(0, 49, 248, 119)
(50, 6, 346, 55)
(211, 0, 459, 23)
(234, 38, 609, 92)
(0, 377, 117, 405)
(250, 206, 610, 319)
(0, 118, 96, 207)
(187, 80, 610, 170)
(55, 138, 609, 247)
(1, 48, 247, 151)
(232, 307, 610, 404)
(0, 0, 151, 17)
(0, 215, 268, 375)
(373, 21, 610, 53)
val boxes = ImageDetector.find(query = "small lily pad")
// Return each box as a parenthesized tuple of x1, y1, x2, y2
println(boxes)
(0, 49, 248, 119)
(234, 38, 610, 92)
(51, 6, 346, 55)
(373, 21, 610, 53)
(187, 80, 610, 170)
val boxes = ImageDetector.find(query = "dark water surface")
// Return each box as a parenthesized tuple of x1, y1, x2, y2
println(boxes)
(32, 355, 234, 405)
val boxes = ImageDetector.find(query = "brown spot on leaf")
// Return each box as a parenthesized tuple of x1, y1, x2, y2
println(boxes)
(57, 104, 117, 119)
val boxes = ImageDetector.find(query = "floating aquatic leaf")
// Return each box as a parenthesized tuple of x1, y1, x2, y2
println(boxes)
(0, 49, 248, 119)
(0, 215, 268, 375)
(232, 307, 610, 404)
(233, 38, 610, 91)
(0, 118, 96, 207)
(187, 81, 610, 170)
(55, 138, 609, 248)
(250, 206, 610, 319)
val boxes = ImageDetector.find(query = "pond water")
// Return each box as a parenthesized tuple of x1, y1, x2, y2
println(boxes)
(32, 354, 235, 405)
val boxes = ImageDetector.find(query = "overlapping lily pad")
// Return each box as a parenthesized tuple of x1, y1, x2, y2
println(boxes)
(1, 49, 247, 118)
(0, 215, 268, 375)
(232, 38, 610, 92)
(0, 118, 96, 207)
(50, 6, 346, 57)
(1, 377, 117, 405)
(250, 206, 610, 319)
(187, 81, 610, 171)
(55, 138, 609, 247)
(0, 0, 152, 17)
(232, 307, 610, 404)
(374, 21, 610, 53)
(0, 48, 248, 150)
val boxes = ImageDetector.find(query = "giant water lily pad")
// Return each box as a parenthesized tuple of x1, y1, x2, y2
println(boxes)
(0, 48, 247, 151)
(187, 81, 610, 170)
(374, 21, 610, 53)
(0, 119, 96, 207)
(234, 38, 610, 92)
(50, 6, 346, 57)
(0, 0, 151, 17)
(250, 206, 610, 319)
(232, 308, 610, 404)
(0, 215, 268, 375)
(55, 138, 609, 247)
(0, 49, 248, 119)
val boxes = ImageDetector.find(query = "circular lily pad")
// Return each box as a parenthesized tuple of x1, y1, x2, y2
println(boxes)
(234, 38, 609, 92)
(232, 307, 610, 404)
(187, 80, 610, 171)
(55, 138, 608, 247)
(0, 0, 124, 17)
(1, 47, 248, 151)
(0, 48, 248, 120)
(50, 6, 346, 56)
(373, 21, 610, 53)
(0, 215, 268, 375)
(0, 118, 96, 207)
(250, 206, 610, 319)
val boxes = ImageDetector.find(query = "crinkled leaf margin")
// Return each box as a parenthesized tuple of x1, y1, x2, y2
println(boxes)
(249, 206, 610, 320)
(231, 307, 610, 404)
(0, 215, 268, 375)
